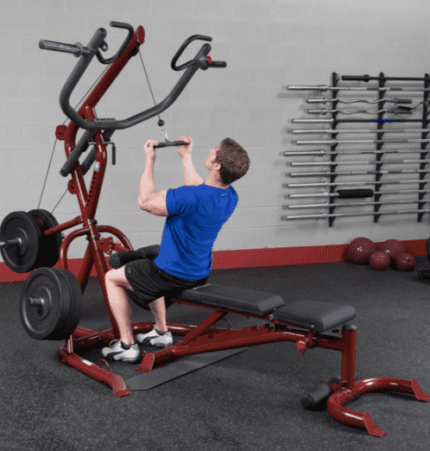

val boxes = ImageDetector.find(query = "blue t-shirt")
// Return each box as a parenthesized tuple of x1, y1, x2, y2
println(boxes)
(154, 183, 238, 280)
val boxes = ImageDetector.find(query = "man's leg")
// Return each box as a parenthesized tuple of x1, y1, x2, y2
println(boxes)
(105, 267, 135, 345)
(148, 297, 167, 332)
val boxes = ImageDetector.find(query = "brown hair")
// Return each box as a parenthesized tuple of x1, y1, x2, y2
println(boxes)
(214, 138, 250, 185)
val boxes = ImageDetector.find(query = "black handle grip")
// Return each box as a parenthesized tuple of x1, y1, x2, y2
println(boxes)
(39, 40, 85, 57)
(96, 22, 135, 65)
(209, 61, 227, 68)
(109, 245, 160, 269)
(171, 34, 212, 71)
(153, 140, 187, 149)
(394, 99, 413, 104)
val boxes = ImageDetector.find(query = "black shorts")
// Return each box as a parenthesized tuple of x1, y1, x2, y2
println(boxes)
(124, 258, 209, 309)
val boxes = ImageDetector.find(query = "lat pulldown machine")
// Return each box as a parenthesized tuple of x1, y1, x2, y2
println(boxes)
(1, 22, 429, 438)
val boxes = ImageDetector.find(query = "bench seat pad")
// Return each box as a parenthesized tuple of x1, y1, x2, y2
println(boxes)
(275, 300, 356, 333)
(172, 283, 285, 316)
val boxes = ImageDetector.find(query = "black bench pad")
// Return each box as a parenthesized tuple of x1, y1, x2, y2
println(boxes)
(275, 300, 356, 333)
(171, 284, 285, 316)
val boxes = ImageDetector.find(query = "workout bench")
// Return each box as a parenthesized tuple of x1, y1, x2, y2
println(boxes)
(58, 244, 430, 438)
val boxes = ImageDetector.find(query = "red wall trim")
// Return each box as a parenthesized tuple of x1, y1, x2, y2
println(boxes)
(0, 239, 426, 283)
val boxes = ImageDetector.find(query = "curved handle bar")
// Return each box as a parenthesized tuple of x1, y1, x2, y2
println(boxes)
(96, 22, 134, 64)
(58, 31, 218, 131)
(171, 34, 212, 71)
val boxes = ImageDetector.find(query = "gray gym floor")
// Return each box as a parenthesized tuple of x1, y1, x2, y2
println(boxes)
(1, 257, 430, 451)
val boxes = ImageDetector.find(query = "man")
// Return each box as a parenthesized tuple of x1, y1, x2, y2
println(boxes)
(102, 136, 250, 363)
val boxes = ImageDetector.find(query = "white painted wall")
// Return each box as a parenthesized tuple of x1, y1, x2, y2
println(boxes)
(1, 0, 430, 260)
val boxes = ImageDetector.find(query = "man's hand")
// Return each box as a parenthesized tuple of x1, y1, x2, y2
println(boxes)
(177, 136, 193, 158)
(144, 139, 159, 162)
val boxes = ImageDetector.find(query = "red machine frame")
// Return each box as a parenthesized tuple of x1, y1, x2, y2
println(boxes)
(35, 25, 429, 438)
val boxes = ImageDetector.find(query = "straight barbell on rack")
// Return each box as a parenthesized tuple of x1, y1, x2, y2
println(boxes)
(306, 97, 413, 105)
(284, 149, 429, 156)
(289, 169, 429, 177)
(289, 188, 430, 199)
(286, 85, 430, 92)
(291, 159, 430, 167)
(287, 179, 426, 188)
(294, 138, 430, 145)
(287, 199, 429, 209)
(292, 118, 423, 124)
(283, 209, 430, 220)
(306, 107, 410, 115)
(341, 74, 430, 82)
(291, 129, 430, 135)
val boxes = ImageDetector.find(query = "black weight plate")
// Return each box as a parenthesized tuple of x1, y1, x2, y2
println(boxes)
(0, 211, 41, 273)
(28, 209, 63, 269)
(20, 267, 71, 340)
(56, 269, 83, 337)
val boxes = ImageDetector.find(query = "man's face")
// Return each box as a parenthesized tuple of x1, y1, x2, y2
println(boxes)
(204, 145, 220, 170)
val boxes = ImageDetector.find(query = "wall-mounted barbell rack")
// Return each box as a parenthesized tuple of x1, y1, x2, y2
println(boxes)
(283, 72, 430, 227)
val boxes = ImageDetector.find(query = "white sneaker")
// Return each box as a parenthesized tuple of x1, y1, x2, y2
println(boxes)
(101, 339, 141, 363)
(136, 327, 173, 348)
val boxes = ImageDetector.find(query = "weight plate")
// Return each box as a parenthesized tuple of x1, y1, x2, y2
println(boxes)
(28, 209, 63, 269)
(56, 269, 83, 337)
(0, 211, 41, 273)
(20, 267, 71, 340)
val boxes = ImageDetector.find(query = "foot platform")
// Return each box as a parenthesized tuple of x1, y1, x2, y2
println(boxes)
(327, 377, 430, 437)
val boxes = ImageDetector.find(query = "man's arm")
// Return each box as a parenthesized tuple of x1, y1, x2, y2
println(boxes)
(182, 154, 204, 186)
(138, 140, 169, 216)
(139, 189, 169, 216)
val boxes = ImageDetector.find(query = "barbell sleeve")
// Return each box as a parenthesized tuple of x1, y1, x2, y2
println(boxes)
(0, 238, 21, 249)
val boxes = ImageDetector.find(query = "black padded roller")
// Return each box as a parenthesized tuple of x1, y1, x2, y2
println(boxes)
(301, 382, 332, 409)
(109, 244, 160, 268)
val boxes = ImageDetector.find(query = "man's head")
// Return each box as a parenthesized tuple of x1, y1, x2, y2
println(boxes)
(204, 138, 250, 186)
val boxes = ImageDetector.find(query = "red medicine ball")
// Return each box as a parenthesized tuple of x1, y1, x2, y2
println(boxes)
(348, 237, 377, 265)
(378, 239, 407, 260)
(395, 253, 415, 272)
(369, 251, 391, 271)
